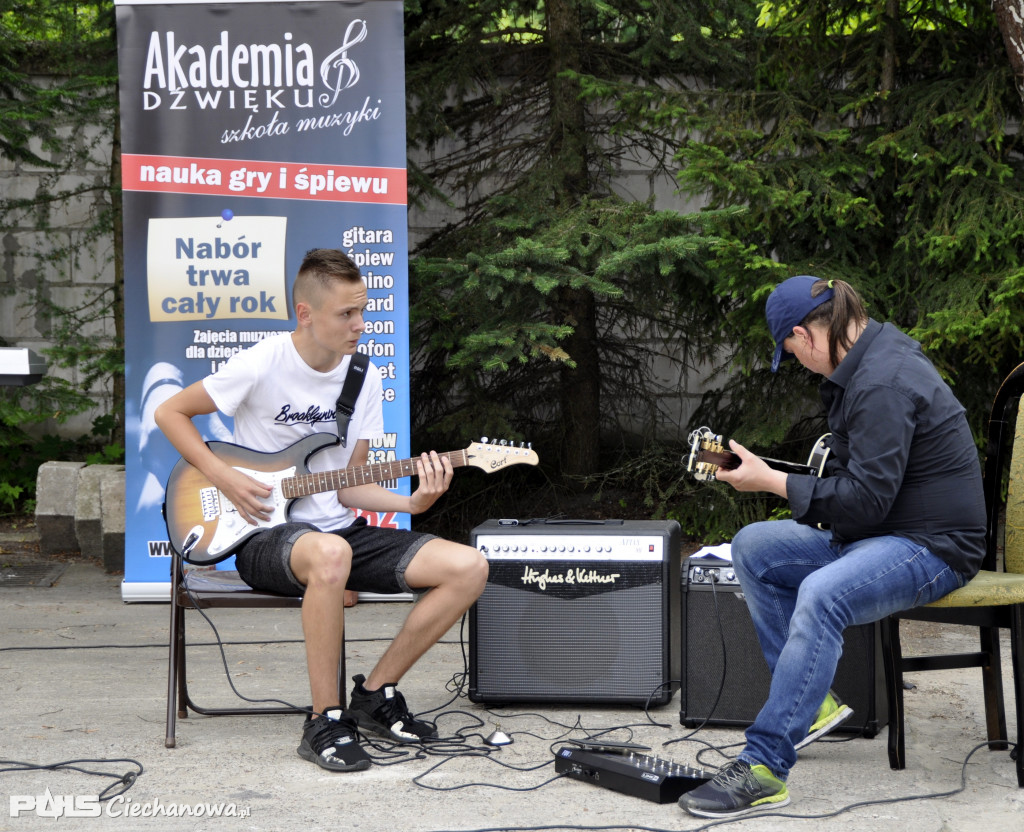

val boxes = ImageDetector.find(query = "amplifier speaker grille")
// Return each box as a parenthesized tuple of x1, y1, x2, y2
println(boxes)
(473, 578, 664, 701)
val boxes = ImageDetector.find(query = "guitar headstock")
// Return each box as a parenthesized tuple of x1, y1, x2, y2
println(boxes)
(685, 426, 732, 481)
(465, 438, 539, 472)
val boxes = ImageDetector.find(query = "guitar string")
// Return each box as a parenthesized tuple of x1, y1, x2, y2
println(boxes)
(284, 449, 472, 498)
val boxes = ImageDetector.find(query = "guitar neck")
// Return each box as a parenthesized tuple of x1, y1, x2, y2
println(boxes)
(281, 449, 470, 499)
(698, 449, 819, 477)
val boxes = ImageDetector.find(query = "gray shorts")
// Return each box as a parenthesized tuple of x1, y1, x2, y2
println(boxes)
(233, 518, 436, 597)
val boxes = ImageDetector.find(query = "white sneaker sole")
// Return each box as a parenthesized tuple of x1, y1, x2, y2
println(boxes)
(683, 793, 791, 818)
(795, 704, 854, 750)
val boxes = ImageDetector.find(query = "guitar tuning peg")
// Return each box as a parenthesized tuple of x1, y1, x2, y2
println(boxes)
(499, 439, 507, 446)
(481, 436, 489, 443)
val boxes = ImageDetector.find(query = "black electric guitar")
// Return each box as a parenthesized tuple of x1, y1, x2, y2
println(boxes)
(685, 426, 831, 482)
(163, 434, 539, 564)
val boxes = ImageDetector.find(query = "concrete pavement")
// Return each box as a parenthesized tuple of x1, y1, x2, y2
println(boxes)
(1, 534, 1022, 831)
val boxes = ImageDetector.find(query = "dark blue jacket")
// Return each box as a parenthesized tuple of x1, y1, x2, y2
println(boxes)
(787, 319, 986, 579)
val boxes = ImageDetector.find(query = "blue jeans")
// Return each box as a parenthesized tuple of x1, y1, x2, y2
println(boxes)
(730, 519, 963, 779)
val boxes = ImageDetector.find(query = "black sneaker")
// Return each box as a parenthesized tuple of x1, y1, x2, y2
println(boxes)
(297, 707, 371, 772)
(679, 760, 790, 818)
(347, 674, 438, 743)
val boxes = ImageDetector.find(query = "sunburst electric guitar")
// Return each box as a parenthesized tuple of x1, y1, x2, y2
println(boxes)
(163, 434, 539, 564)
(685, 426, 831, 482)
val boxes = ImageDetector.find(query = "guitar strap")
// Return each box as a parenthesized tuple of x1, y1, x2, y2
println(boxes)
(335, 352, 369, 447)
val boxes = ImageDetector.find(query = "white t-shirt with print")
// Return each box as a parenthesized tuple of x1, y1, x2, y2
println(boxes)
(203, 332, 384, 530)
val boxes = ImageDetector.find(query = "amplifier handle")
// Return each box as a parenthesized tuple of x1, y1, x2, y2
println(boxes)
(529, 518, 625, 526)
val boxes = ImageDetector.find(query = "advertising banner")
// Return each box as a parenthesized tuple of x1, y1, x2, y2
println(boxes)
(115, 0, 409, 600)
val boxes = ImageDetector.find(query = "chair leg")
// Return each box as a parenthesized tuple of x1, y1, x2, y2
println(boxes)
(163, 585, 351, 741)
(165, 559, 184, 749)
(979, 624, 1009, 751)
(1011, 604, 1024, 787)
(880, 615, 907, 770)
(176, 606, 189, 718)
(337, 635, 347, 709)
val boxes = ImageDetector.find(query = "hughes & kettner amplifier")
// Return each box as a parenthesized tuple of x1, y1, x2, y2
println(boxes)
(469, 519, 681, 706)
(679, 553, 887, 735)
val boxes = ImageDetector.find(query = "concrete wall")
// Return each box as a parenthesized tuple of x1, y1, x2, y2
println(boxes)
(1, 109, 117, 438)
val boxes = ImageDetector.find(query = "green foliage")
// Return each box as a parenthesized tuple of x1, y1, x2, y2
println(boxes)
(0, 397, 120, 512)
(0, 1, 122, 474)
(406, 0, 757, 483)
(0, 0, 114, 162)
(610, 0, 1024, 447)
(409, 194, 738, 462)
(6, 1, 1024, 542)
(408, 0, 1024, 539)
(0, 481, 23, 513)
(85, 442, 124, 465)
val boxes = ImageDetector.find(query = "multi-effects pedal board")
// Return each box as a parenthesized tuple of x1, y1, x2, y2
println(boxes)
(554, 741, 711, 804)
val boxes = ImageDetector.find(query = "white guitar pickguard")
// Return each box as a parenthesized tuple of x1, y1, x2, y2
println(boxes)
(205, 465, 297, 556)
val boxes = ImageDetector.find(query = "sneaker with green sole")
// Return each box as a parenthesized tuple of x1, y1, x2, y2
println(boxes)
(679, 760, 790, 818)
(795, 689, 853, 750)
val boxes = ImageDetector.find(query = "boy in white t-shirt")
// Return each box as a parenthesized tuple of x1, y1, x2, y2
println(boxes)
(156, 248, 488, 772)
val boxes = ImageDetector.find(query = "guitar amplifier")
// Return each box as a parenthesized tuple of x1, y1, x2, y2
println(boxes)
(469, 519, 681, 706)
(679, 554, 887, 735)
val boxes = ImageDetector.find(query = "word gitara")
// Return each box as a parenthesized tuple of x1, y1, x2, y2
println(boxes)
(520, 565, 621, 591)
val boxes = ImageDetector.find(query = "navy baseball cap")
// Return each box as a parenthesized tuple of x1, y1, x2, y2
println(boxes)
(766, 275, 834, 372)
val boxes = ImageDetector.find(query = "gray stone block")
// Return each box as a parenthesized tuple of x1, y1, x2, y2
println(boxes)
(74, 464, 112, 560)
(34, 461, 86, 554)
(99, 465, 126, 573)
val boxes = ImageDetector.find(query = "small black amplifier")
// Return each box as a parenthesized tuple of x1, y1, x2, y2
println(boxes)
(680, 553, 887, 734)
(553, 745, 711, 803)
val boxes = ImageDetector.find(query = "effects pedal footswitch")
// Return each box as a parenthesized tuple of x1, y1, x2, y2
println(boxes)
(554, 745, 712, 804)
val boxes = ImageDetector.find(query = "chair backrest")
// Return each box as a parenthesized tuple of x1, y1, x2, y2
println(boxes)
(1003, 396, 1024, 575)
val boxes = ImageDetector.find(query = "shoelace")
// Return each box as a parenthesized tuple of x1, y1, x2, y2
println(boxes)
(308, 713, 360, 753)
(376, 688, 417, 726)
(715, 761, 755, 790)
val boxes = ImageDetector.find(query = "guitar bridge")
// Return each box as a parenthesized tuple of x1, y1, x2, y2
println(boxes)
(199, 486, 221, 521)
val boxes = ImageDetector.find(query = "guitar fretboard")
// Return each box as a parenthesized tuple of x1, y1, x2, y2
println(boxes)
(281, 449, 471, 499)
(697, 449, 817, 477)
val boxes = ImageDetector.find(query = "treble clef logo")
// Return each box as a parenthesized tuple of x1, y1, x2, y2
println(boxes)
(319, 19, 367, 107)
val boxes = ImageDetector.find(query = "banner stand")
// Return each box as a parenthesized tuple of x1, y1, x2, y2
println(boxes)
(115, 0, 410, 601)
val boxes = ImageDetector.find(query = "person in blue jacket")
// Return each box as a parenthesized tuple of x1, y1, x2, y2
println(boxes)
(680, 275, 985, 818)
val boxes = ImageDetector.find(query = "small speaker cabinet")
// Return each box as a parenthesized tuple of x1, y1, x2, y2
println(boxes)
(469, 519, 681, 706)
(680, 554, 887, 735)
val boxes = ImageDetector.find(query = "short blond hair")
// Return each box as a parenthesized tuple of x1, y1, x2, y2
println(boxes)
(293, 248, 362, 310)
